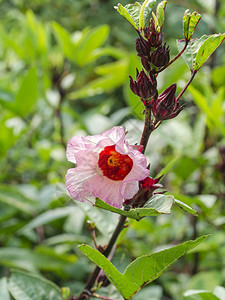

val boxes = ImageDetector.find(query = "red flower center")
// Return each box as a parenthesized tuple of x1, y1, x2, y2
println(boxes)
(98, 145, 133, 181)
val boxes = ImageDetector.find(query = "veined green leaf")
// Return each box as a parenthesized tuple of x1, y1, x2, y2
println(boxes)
(114, 3, 141, 30)
(177, 36, 207, 70)
(156, 1, 167, 28)
(139, 0, 156, 30)
(183, 10, 201, 41)
(95, 194, 173, 221)
(79, 235, 209, 300)
(194, 34, 225, 71)
(8, 269, 61, 300)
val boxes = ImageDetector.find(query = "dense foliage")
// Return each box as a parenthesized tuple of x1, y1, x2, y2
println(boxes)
(0, 0, 225, 299)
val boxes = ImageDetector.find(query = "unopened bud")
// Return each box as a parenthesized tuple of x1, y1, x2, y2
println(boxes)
(151, 83, 184, 121)
(129, 69, 156, 100)
(151, 44, 170, 67)
(136, 36, 150, 57)
(141, 57, 151, 71)
(144, 19, 163, 48)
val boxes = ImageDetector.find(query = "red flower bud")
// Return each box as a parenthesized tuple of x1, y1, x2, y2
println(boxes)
(141, 56, 151, 72)
(129, 176, 163, 208)
(136, 36, 150, 57)
(129, 69, 156, 100)
(144, 19, 163, 48)
(151, 44, 170, 68)
(151, 83, 185, 121)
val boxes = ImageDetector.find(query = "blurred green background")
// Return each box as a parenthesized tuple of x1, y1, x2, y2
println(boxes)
(0, 0, 225, 299)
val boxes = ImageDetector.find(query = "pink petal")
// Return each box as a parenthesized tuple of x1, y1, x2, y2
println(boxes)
(130, 145, 143, 152)
(120, 181, 139, 200)
(66, 136, 97, 163)
(65, 150, 99, 202)
(88, 175, 124, 208)
(102, 126, 125, 143)
(123, 149, 150, 182)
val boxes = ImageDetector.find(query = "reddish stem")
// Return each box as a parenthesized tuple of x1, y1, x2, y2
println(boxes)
(176, 70, 197, 102)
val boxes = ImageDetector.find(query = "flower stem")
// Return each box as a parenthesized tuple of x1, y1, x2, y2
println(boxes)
(77, 215, 127, 300)
(176, 70, 197, 102)
(140, 107, 152, 153)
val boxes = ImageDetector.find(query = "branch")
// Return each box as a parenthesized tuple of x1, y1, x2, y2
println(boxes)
(140, 107, 152, 153)
(176, 70, 196, 102)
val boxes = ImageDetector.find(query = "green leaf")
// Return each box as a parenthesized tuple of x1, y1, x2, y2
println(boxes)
(0, 246, 76, 273)
(176, 36, 207, 70)
(79, 235, 209, 300)
(184, 290, 220, 300)
(175, 199, 198, 216)
(51, 22, 76, 61)
(188, 85, 225, 136)
(68, 60, 127, 99)
(213, 286, 225, 300)
(194, 34, 225, 71)
(18, 207, 72, 234)
(0, 89, 15, 103)
(187, 271, 223, 293)
(12, 68, 38, 117)
(0, 248, 38, 272)
(0, 278, 10, 300)
(75, 25, 109, 66)
(139, 0, 156, 30)
(0, 185, 35, 215)
(95, 194, 174, 221)
(8, 269, 62, 300)
(114, 3, 141, 30)
(156, 1, 167, 28)
(183, 10, 201, 41)
(156, 155, 181, 178)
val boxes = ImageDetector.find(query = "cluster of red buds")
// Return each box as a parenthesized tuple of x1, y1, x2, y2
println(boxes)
(129, 16, 184, 122)
(136, 19, 169, 70)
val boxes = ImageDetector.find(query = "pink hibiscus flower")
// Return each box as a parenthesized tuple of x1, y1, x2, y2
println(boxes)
(65, 126, 150, 208)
